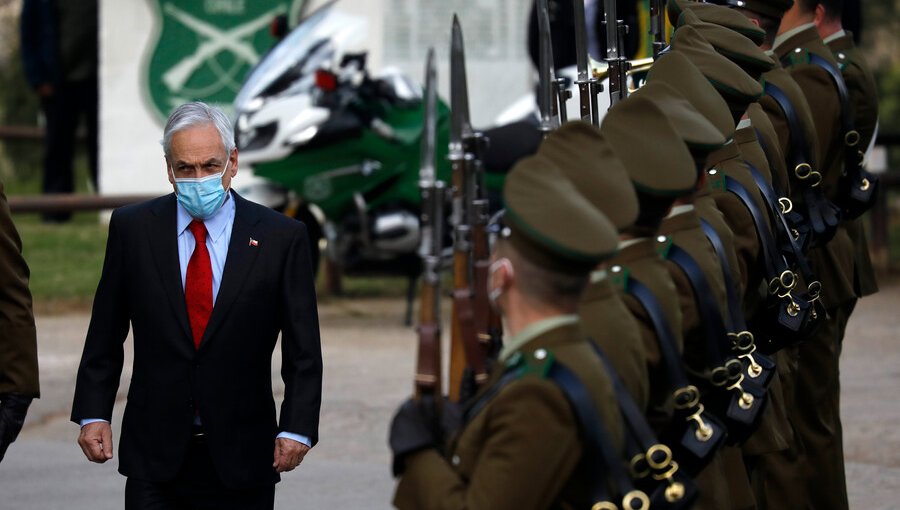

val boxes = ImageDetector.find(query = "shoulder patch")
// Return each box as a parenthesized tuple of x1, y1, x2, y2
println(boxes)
(655, 235, 674, 259)
(522, 349, 555, 379)
(784, 48, 811, 67)
(609, 264, 631, 292)
(707, 167, 727, 193)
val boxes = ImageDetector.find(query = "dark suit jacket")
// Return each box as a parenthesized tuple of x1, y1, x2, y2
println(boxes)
(0, 179, 39, 397)
(71, 192, 322, 487)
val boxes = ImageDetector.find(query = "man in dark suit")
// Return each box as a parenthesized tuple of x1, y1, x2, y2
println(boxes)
(0, 178, 40, 463)
(71, 102, 322, 509)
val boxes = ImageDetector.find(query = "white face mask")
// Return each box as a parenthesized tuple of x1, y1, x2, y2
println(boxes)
(488, 258, 513, 312)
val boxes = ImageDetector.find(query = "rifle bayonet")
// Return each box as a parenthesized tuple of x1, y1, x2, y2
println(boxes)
(536, 0, 559, 135)
(573, 0, 601, 126)
(650, 0, 667, 59)
(603, 0, 630, 106)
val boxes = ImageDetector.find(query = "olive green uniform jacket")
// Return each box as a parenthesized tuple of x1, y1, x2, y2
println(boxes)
(0, 180, 39, 397)
(608, 238, 683, 431)
(829, 32, 879, 298)
(579, 274, 650, 410)
(394, 319, 623, 510)
(775, 25, 856, 311)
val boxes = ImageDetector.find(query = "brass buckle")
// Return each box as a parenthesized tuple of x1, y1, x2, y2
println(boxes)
(860, 178, 871, 191)
(622, 490, 651, 510)
(845, 130, 860, 147)
(739, 345, 764, 379)
(591, 502, 618, 510)
(731, 331, 755, 352)
(768, 270, 797, 297)
(727, 374, 755, 410)
(778, 197, 793, 214)
(710, 366, 731, 387)
(686, 404, 714, 442)
(794, 163, 822, 187)
(673, 385, 701, 410)
(630, 453, 651, 479)
(807, 281, 822, 301)
(646, 444, 673, 471)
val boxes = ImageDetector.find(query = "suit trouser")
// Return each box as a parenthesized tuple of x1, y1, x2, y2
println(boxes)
(125, 436, 275, 510)
(790, 300, 855, 510)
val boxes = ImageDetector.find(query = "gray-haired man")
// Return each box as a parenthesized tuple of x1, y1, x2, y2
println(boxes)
(72, 102, 322, 509)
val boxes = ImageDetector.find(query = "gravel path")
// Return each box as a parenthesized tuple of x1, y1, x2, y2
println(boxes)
(1, 287, 897, 509)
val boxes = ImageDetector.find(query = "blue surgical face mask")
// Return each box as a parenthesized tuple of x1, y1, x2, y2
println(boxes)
(171, 160, 230, 219)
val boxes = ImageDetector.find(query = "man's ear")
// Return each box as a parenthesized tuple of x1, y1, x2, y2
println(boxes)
(814, 4, 826, 27)
(229, 148, 239, 177)
(166, 159, 175, 185)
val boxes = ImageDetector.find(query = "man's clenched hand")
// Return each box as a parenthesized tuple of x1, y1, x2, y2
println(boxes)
(273, 437, 310, 473)
(78, 421, 114, 463)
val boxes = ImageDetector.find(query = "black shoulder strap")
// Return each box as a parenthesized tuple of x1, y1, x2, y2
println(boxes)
(590, 342, 665, 455)
(666, 244, 731, 370)
(763, 82, 812, 172)
(724, 176, 790, 281)
(700, 220, 746, 333)
(745, 163, 818, 288)
(548, 361, 646, 509)
(627, 278, 691, 391)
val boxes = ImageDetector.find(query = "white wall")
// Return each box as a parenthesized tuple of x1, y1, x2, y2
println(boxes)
(100, 0, 533, 194)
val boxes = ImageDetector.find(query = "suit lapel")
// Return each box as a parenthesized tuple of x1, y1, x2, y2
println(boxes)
(148, 194, 194, 345)
(198, 193, 263, 351)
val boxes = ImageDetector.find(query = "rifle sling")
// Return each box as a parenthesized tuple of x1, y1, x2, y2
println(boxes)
(627, 278, 692, 391)
(725, 176, 790, 281)
(700, 220, 747, 333)
(666, 245, 732, 370)
(745, 163, 818, 286)
(763, 82, 811, 172)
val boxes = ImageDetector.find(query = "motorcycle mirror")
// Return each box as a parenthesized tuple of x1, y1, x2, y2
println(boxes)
(315, 69, 338, 92)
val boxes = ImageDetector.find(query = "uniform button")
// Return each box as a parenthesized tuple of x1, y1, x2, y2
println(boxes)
(534, 349, 548, 360)
(611, 265, 622, 273)
(452, 455, 461, 466)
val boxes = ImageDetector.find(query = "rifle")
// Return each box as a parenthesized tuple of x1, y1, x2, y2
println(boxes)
(573, 0, 602, 126)
(536, 0, 567, 135)
(603, 0, 631, 106)
(414, 48, 445, 402)
(448, 15, 490, 403)
(649, 0, 667, 59)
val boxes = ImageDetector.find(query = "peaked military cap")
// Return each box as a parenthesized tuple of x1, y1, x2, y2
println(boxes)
(538, 122, 639, 231)
(646, 51, 735, 139)
(600, 97, 697, 197)
(503, 154, 619, 274)
(630, 81, 726, 154)
(678, 10, 775, 79)
(680, 1, 767, 45)
(670, 25, 764, 106)
(707, 0, 794, 19)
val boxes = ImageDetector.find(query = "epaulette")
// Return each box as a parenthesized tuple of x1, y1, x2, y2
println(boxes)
(784, 47, 812, 67)
(504, 349, 555, 379)
(707, 167, 727, 193)
(608, 264, 632, 293)
(834, 51, 849, 72)
(655, 234, 674, 259)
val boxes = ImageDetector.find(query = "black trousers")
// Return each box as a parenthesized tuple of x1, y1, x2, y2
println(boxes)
(41, 76, 98, 222)
(125, 437, 275, 510)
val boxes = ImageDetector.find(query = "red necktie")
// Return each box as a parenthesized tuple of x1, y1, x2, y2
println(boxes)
(185, 220, 212, 349)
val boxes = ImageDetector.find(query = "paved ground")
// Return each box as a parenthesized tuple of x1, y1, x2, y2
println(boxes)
(1, 287, 898, 508)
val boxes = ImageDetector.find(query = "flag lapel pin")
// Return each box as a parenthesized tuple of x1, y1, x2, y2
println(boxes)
(249, 237, 259, 247)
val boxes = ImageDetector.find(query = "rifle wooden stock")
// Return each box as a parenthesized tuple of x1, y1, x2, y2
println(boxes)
(472, 221, 499, 361)
(414, 282, 442, 400)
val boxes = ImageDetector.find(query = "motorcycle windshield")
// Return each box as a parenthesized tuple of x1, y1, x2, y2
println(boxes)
(235, 0, 366, 109)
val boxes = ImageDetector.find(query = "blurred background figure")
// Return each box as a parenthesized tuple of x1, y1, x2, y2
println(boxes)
(19, 0, 98, 223)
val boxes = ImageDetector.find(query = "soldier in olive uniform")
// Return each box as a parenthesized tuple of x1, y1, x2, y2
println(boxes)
(0, 179, 40, 463)
(816, 0, 880, 302)
(389, 155, 625, 510)
(775, 2, 857, 507)
(536, 122, 651, 410)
